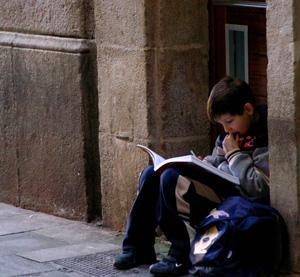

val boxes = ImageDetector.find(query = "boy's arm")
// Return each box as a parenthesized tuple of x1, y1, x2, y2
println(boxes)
(226, 147, 270, 199)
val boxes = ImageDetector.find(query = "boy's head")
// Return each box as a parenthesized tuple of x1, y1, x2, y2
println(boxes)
(207, 76, 256, 136)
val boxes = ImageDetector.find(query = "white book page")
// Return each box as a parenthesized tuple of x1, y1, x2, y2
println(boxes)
(155, 155, 239, 185)
(137, 144, 239, 185)
(136, 144, 165, 167)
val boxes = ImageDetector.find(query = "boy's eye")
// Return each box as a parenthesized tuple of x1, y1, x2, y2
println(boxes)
(225, 119, 233, 124)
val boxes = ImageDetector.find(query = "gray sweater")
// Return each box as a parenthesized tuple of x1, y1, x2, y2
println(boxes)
(204, 143, 269, 201)
(203, 106, 269, 201)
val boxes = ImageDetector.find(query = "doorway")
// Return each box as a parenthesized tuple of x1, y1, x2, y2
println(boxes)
(208, 0, 267, 144)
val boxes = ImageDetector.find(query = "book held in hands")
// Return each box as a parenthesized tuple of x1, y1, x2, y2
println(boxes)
(137, 144, 240, 196)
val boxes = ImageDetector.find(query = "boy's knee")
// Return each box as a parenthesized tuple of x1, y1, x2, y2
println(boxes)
(160, 168, 179, 192)
(140, 165, 155, 180)
(138, 165, 156, 190)
(159, 168, 180, 217)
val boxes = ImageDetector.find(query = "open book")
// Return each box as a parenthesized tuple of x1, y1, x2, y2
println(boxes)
(137, 144, 240, 196)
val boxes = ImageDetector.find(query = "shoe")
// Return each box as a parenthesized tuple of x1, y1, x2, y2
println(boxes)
(113, 249, 157, 270)
(149, 255, 189, 276)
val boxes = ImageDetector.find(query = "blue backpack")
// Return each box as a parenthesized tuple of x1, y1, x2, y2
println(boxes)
(190, 196, 287, 276)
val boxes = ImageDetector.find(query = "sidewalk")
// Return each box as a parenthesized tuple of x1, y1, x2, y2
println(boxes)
(0, 203, 169, 277)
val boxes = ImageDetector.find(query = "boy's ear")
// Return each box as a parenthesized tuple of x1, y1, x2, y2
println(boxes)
(244, 103, 254, 116)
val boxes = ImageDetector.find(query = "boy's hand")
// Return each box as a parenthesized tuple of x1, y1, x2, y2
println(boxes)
(222, 133, 240, 154)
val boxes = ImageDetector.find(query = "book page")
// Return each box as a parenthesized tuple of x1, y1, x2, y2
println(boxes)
(154, 155, 239, 186)
(137, 144, 240, 196)
(136, 144, 165, 167)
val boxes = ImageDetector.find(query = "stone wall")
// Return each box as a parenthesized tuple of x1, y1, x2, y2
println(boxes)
(95, 0, 210, 230)
(0, 0, 210, 229)
(267, 0, 300, 273)
(0, 0, 94, 38)
(0, 1, 100, 221)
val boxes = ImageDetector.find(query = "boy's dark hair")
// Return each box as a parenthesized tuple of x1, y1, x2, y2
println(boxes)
(207, 76, 255, 122)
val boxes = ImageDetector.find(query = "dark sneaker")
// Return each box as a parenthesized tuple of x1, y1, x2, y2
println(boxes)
(149, 255, 189, 276)
(113, 249, 157, 270)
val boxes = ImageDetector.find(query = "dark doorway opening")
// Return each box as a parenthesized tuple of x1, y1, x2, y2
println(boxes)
(208, 0, 267, 146)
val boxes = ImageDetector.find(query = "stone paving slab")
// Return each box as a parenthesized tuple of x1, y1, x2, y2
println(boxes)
(0, 255, 55, 276)
(0, 203, 154, 276)
(0, 203, 32, 217)
(17, 241, 120, 262)
(0, 224, 38, 236)
(0, 210, 72, 236)
(33, 222, 116, 244)
(0, 232, 67, 256)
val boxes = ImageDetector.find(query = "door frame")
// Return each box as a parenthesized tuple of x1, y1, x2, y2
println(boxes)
(211, 0, 266, 9)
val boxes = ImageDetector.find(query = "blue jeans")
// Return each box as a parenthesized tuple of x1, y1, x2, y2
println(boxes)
(122, 165, 221, 264)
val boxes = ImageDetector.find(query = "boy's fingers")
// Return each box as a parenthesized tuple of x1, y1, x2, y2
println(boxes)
(225, 133, 234, 141)
(227, 133, 239, 142)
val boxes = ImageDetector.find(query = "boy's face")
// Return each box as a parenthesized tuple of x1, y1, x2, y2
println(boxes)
(215, 103, 254, 136)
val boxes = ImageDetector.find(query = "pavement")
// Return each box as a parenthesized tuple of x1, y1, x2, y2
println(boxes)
(0, 202, 170, 277)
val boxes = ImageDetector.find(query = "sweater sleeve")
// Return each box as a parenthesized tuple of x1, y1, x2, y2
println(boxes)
(226, 147, 269, 199)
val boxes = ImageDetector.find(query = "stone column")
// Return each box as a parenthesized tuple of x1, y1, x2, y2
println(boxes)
(267, 0, 300, 272)
(95, 0, 209, 230)
(0, 1, 100, 221)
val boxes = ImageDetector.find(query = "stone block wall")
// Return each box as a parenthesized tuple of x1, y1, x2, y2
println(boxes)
(0, 0, 94, 38)
(95, 0, 153, 229)
(146, 0, 210, 157)
(95, 0, 210, 230)
(0, 1, 100, 221)
(267, 0, 300, 273)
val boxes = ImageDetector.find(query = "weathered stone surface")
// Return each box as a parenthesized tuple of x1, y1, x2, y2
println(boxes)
(97, 47, 150, 139)
(0, 42, 99, 221)
(95, 0, 210, 229)
(99, 133, 148, 230)
(0, 232, 66, 256)
(0, 47, 18, 205)
(159, 0, 208, 47)
(161, 136, 210, 159)
(0, 255, 55, 276)
(96, 42, 154, 229)
(158, 48, 209, 139)
(0, 0, 94, 38)
(267, 0, 300, 271)
(18, 241, 119, 262)
(295, 2, 300, 41)
(0, 31, 94, 54)
(13, 49, 87, 219)
(94, 0, 147, 47)
(94, 0, 208, 48)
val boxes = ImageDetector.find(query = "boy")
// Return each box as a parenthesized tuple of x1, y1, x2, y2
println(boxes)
(114, 77, 269, 276)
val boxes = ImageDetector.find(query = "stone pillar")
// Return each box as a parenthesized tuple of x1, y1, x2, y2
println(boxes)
(267, 0, 300, 273)
(149, 0, 210, 157)
(95, 0, 209, 230)
(0, 1, 100, 221)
